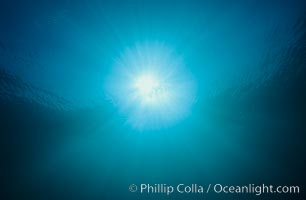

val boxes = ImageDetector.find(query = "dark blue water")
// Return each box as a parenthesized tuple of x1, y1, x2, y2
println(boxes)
(1, 0, 306, 199)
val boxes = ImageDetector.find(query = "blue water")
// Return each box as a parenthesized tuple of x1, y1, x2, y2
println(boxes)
(1, 0, 306, 199)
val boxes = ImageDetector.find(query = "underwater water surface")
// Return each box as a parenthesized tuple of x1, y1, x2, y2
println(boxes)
(1, 0, 306, 199)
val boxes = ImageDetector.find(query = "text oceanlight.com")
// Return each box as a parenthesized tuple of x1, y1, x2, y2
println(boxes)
(129, 183, 300, 196)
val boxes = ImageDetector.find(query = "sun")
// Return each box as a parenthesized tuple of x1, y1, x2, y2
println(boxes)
(106, 42, 196, 130)
(134, 74, 167, 104)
